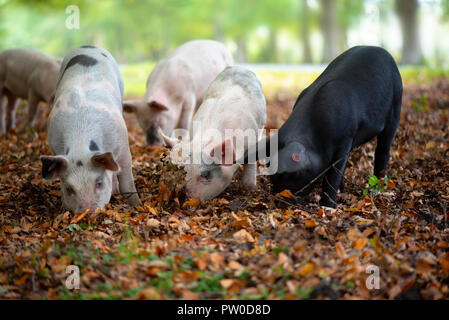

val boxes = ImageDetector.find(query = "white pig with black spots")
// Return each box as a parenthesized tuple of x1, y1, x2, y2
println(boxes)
(160, 66, 266, 200)
(41, 45, 141, 213)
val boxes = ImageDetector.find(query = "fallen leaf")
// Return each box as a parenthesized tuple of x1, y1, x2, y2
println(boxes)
(353, 238, 367, 250)
(304, 219, 317, 229)
(233, 229, 255, 243)
(278, 189, 295, 199)
(182, 198, 201, 209)
(299, 263, 314, 277)
(70, 209, 90, 224)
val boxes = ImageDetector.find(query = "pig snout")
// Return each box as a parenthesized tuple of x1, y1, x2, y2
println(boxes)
(146, 125, 163, 146)
(76, 203, 94, 213)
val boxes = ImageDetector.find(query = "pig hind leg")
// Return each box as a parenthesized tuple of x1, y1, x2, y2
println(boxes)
(242, 163, 257, 190)
(5, 90, 19, 131)
(374, 108, 400, 178)
(27, 89, 41, 129)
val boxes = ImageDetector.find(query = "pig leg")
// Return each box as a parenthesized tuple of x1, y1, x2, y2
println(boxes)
(241, 163, 257, 190)
(112, 173, 119, 194)
(374, 123, 398, 178)
(320, 148, 351, 208)
(339, 177, 345, 192)
(27, 89, 40, 129)
(5, 90, 19, 131)
(177, 96, 196, 131)
(117, 153, 142, 206)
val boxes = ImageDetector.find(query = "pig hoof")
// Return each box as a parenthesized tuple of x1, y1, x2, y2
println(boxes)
(127, 194, 142, 207)
(242, 179, 257, 190)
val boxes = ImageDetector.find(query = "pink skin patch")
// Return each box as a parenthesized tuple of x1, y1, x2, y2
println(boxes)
(292, 153, 301, 163)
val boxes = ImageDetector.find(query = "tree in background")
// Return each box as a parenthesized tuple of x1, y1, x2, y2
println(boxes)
(320, 0, 365, 63)
(320, 0, 338, 62)
(337, 0, 365, 53)
(1, 0, 448, 66)
(300, 0, 313, 63)
(395, 0, 423, 65)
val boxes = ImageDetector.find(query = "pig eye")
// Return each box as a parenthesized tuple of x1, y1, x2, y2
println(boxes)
(66, 186, 75, 196)
(291, 153, 301, 163)
(200, 170, 212, 180)
(95, 177, 104, 190)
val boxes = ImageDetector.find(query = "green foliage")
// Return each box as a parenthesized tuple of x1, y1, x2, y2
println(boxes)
(296, 286, 313, 299)
(192, 272, 224, 292)
(363, 175, 391, 195)
(1, 0, 446, 65)
(442, 0, 449, 20)
(411, 95, 428, 113)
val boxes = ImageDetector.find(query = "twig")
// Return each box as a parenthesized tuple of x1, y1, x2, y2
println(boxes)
(294, 145, 363, 197)
(294, 157, 344, 195)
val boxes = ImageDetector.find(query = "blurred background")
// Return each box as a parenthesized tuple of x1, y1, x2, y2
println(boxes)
(1, 0, 448, 97)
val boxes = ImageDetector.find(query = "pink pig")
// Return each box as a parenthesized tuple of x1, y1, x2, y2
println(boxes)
(123, 40, 234, 146)
(0, 48, 62, 134)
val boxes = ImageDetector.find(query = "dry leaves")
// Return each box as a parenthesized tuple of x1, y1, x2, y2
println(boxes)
(0, 80, 448, 299)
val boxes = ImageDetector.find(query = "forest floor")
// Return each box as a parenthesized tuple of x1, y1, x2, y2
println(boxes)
(0, 78, 448, 300)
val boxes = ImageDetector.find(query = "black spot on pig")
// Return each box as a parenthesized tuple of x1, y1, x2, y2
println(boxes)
(65, 148, 70, 155)
(60, 54, 98, 80)
(76, 161, 83, 166)
(80, 45, 96, 49)
(89, 140, 99, 151)
(101, 53, 107, 58)
(67, 54, 97, 68)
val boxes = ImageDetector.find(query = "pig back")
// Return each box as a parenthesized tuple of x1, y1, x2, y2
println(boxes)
(162, 40, 234, 103)
(1, 49, 60, 99)
(48, 46, 127, 154)
(56, 46, 124, 108)
(196, 66, 266, 131)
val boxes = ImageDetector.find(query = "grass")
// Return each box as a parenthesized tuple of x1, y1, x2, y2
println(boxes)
(120, 63, 449, 100)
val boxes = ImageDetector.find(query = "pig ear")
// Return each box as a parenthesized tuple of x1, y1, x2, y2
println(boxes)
(158, 127, 179, 148)
(40, 155, 68, 180)
(91, 152, 119, 171)
(210, 139, 235, 165)
(148, 101, 169, 111)
(123, 100, 139, 113)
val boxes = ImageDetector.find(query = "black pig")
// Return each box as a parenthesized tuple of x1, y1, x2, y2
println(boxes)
(254, 46, 402, 208)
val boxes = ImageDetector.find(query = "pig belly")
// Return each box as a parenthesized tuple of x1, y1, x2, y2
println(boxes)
(4, 74, 28, 99)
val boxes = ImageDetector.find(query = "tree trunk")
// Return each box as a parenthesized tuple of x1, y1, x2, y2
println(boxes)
(267, 29, 278, 63)
(213, 19, 225, 43)
(300, 0, 313, 63)
(378, 1, 388, 48)
(338, 27, 348, 53)
(320, 0, 338, 63)
(395, 0, 423, 65)
(236, 35, 248, 63)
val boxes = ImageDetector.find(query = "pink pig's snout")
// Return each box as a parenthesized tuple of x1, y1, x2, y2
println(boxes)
(76, 201, 96, 214)
(145, 127, 164, 146)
